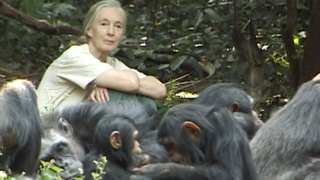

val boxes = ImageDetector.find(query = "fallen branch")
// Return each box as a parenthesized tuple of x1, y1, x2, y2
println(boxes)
(0, 0, 82, 36)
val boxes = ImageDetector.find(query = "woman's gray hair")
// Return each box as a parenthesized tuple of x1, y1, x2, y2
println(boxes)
(83, 0, 127, 38)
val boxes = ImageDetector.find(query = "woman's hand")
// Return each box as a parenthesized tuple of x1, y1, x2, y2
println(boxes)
(89, 86, 110, 102)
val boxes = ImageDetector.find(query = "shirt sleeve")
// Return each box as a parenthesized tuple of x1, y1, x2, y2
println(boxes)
(56, 46, 113, 89)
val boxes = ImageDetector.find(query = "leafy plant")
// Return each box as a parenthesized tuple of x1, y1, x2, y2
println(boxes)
(40, 160, 64, 180)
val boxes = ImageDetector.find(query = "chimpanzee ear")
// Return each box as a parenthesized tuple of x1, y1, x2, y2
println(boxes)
(229, 102, 240, 112)
(58, 118, 73, 135)
(110, 131, 122, 150)
(183, 121, 201, 142)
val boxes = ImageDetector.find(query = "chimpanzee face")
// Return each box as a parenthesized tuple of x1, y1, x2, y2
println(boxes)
(110, 129, 142, 155)
(40, 129, 84, 179)
(158, 137, 186, 164)
(158, 121, 201, 164)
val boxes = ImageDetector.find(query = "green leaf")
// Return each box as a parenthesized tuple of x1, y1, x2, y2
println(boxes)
(53, 3, 76, 17)
(41, 170, 58, 180)
(297, 3, 309, 10)
(133, 50, 145, 56)
(204, 8, 222, 22)
(146, 50, 156, 59)
(276, 71, 282, 76)
(194, 11, 204, 28)
(170, 55, 188, 70)
(293, 35, 300, 45)
(176, 38, 192, 45)
(182, 19, 189, 29)
(187, 56, 203, 78)
(123, 48, 135, 60)
(158, 64, 170, 70)
(50, 165, 63, 172)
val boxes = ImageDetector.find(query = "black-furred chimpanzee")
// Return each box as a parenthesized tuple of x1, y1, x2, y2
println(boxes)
(250, 75, 320, 180)
(193, 83, 264, 139)
(0, 79, 42, 178)
(83, 113, 150, 180)
(136, 103, 258, 180)
(40, 100, 167, 178)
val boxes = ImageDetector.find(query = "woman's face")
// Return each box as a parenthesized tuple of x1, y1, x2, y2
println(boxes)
(87, 7, 125, 55)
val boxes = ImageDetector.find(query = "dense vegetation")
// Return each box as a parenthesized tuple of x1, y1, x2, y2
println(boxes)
(1, 0, 319, 120)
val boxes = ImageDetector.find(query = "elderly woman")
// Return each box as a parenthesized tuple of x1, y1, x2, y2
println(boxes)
(37, 0, 167, 112)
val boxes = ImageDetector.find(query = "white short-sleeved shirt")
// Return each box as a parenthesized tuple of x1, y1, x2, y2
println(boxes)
(37, 44, 146, 112)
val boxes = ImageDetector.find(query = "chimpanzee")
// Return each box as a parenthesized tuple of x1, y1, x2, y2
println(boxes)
(135, 103, 258, 180)
(40, 116, 85, 179)
(40, 100, 167, 178)
(0, 79, 42, 178)
(193, 83, 264, 139)
(59, 100, 167, 164)
(83, 113, 150, 180)
(250, 76, 320, 180)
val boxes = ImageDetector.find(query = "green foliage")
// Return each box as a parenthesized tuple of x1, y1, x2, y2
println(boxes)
(156, 80, 180, 115)
(1, 158, 107, 180)
(39, 157, 107, 180)
(0, 0, 314, 116)
(40, 160, 64, 180)
(91, 157, 107, 180)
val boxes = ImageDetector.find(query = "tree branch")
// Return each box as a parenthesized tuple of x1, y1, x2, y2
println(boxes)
(0, 0, 82, 36)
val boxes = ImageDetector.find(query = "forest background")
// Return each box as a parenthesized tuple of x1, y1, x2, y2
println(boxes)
(1, 0, 320, 121)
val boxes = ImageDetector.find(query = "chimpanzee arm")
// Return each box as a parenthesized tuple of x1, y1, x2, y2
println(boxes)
(130, 175, 151, 180)
(135, 163, 231, 180)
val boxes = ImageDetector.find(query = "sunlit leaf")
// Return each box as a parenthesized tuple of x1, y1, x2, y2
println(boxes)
(276, 71, 282, 76)
(293, 35, 300, 45)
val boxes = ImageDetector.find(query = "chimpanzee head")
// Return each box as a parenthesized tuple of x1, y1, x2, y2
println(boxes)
(158, 104, 218, 165)
(158, 103, 247, 168)
(193, 83, 262, 139)
(40, 117, 85, 179)
(93, 114, 142, 170)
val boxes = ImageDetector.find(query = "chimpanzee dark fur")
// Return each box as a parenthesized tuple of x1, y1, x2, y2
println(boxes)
(83, 114, 150, 180)
(0, 79, 42, 178)
(193, 83, 262, 139)
(59, 101, 167, 163)
(136, 103, 258, 180)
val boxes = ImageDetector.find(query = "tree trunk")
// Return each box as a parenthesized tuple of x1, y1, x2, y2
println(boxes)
(298, 0, 320, 85)
(281, 0, 299, 89)
(233, 21, 265, 103)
